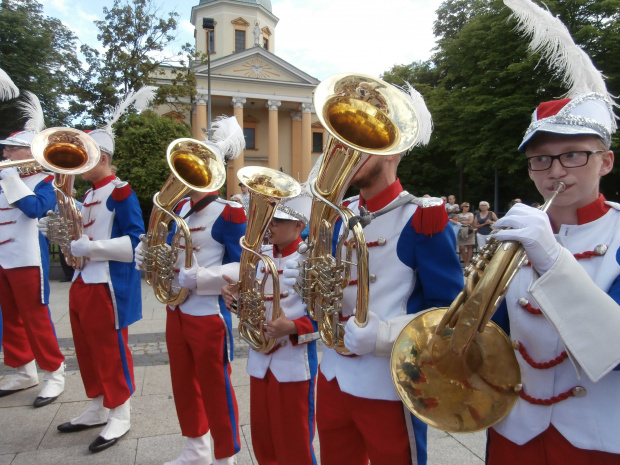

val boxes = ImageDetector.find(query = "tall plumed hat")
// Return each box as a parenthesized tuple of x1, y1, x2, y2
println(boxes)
(503, 0, 617, 151)
(204, 116, 245, 162)
(274, 189, 312, 226)
(88, 86, 157, 156)
(0, 91, 45, 147)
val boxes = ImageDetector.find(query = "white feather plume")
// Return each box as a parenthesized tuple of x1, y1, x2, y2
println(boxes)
(503, 0, 610, 99)
(106, 86, 157, 133)
(210, 116, 245, 161)
(401, 82, 433, 146)
(18, 91, 45, 134)
(0, 68, 19, 101)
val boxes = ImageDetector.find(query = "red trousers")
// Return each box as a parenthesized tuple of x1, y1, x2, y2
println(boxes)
(69, 277, 135, 409)
(0, 266, 64, 371)
(488, 426, 620, 465)
(316, 370, 413, 465)
(166, 308, 240, 459)
(250, 370, 316, 465)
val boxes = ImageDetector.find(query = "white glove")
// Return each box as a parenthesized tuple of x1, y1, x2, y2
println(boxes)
(343, 311, 381, 356)
(492, 203, 561, 275)
(0, 167, 19, 179)
(179, 256, 199, 290)
(37, 211, 53, 238)
(282, 259, 300, 287)
(70, 234, 91, 258)
(134, 240, 146, 271)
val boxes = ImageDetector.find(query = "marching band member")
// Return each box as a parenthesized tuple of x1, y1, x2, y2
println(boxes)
(222, 193, 319, 465)
(486, 2, 620, 463)
(136, 116, 246, 465)
(0, 92, 65, 407)
(286, 84, 464, 465)
(41, 89, 153, 453)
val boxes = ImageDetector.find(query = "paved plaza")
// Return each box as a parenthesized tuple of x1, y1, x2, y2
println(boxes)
(0, 267, 485, 464)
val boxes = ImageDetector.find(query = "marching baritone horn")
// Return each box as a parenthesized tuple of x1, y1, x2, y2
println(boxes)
(236, 166, 301, 353)
(141, 138, 226, 306)
(390, 182, 566, 433)
(295, 73, 420, 355)
(29, 127, 101, 270)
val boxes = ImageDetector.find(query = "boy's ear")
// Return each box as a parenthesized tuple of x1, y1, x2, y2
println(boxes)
(599, 151, 614, 177)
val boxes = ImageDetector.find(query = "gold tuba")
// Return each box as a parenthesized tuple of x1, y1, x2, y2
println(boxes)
(236, 166, 301, 353)
(142, 138, 226, 306)
(29, 127, 101, 270)
(390, 182, 566, 433)
(295, 73, 420, 355)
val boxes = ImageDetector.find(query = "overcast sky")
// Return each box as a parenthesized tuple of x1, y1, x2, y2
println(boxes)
(39, 0, 444, 80)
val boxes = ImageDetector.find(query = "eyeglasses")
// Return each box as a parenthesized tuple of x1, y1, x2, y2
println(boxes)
(461, 205, 470, 208)
(526, 151, 605, 171)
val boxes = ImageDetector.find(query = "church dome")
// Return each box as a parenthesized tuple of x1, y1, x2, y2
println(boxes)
(199, 0, 273, 12)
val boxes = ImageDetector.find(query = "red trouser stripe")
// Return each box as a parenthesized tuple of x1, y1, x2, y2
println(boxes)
(250, 370, 316, 465)
(69, 277, 135, 409)
(0, 266, 64, 371)
(166, 308, 241, 459)
(487, 426, 620, 465)
(316, 370, 413, 465)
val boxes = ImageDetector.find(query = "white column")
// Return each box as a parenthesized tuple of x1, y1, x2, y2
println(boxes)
(301, 102, 314, 181)
(229, 97, 247, 196)
(266, 99, 281, 170)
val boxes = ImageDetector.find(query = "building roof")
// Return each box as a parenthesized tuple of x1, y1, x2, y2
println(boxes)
(198, 0, 272, 13)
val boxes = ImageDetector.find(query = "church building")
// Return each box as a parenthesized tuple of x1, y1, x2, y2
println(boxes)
(157, 0, 323, 196)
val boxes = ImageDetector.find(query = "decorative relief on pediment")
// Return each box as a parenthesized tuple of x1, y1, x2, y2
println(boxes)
(233, 58, 280, 79)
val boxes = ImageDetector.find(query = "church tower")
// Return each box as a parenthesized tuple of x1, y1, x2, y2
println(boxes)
(184, 0, 321, 195)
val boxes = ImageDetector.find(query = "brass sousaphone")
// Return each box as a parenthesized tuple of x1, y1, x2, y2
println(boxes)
(390, 182, 565, 433)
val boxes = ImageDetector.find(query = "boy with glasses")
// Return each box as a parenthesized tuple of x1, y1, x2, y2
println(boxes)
(483, 1, 620, 454)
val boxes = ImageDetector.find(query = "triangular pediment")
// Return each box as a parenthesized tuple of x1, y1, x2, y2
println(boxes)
(192, 47, 319, 87)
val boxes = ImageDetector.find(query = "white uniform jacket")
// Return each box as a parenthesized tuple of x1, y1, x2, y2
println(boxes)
(320, 180, 464, 401)
(0, 171, 56, 303)
(168, 196, 246, 359)
(246, 238, 319, 383)
(493, 196, 620, 453)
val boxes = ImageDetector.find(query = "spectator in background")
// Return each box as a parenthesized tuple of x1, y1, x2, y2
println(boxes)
(231, 183, 250, 212)
(473, 201, 498, 249)
(445, 194, 461, 241)
(457, 202, 475, 267)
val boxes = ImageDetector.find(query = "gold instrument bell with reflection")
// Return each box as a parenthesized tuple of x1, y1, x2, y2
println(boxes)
(390, 182, 566, 433)
(142, 138, 226, 306)
(30, 127, 101, 269)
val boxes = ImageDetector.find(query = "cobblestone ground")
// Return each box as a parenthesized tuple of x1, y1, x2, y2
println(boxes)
(0, 330, 324, 373)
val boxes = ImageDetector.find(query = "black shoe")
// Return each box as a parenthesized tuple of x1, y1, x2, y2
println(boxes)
(33, 395, 59, 408)
(88, 432, 128, 453)
(57, 421, 107, 433)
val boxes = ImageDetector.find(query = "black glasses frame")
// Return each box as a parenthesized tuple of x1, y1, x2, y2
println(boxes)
(526, 150, 605, 171)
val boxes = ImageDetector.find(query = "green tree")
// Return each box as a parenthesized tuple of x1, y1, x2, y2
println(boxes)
(108, 110, 192, 225)
(72, 0, 196, 125)
(0, 0, 82, 134)
(383, 0, 620, 207)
